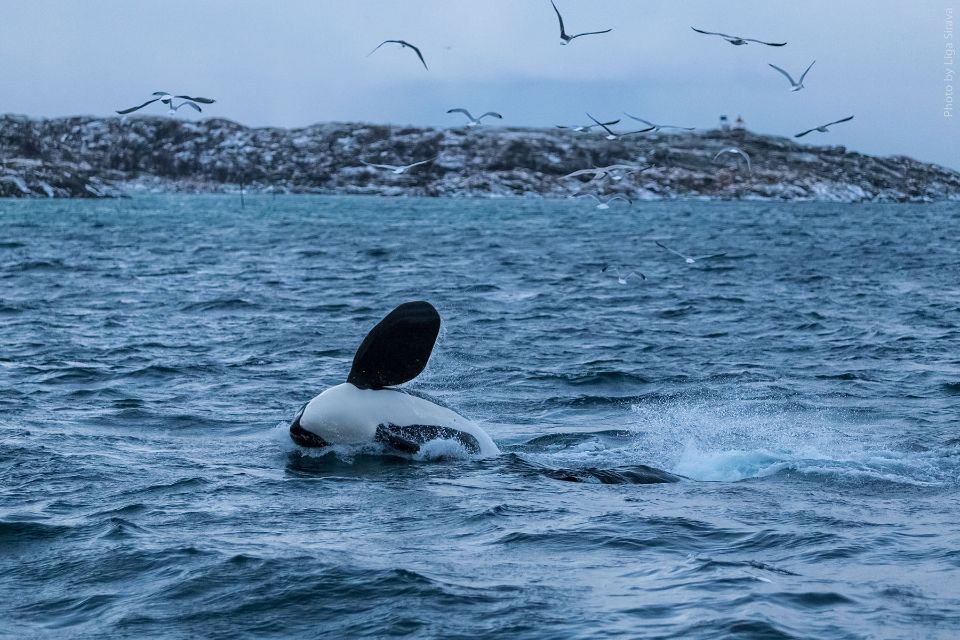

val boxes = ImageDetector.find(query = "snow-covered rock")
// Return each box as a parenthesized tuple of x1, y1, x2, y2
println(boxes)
(1, 114, 958, 202)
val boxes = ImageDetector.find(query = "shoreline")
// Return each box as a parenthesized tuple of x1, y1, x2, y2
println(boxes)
(2, 115, 959, 203)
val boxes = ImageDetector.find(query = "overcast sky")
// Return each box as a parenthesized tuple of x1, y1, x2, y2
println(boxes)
(1, 0, 955, 168)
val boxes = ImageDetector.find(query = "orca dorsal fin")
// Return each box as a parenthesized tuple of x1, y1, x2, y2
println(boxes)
(347, 301, 441, 390)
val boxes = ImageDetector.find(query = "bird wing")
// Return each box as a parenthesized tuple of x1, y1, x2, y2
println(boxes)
(660, 124, 695, 131)
(583, 119, 620, 130)
(478, 112, 503, 120)
(623, 113, 655, 128)
(826, 115, 854, 127)
(714, 148, 748, 161)
(367, 40, 398, 56)
(798, 60, 816, 83)
(361, 160, 397, 170)
(576, 193, 601, 202)
(550, 0, 567, 38)
(447, 108, 475, 120)
(173, 101, 202, 112)
(625, 271, 647, 281)
(620, 127, 656, 136)
(691, 27, 735, 39)
(116, 97, 161, 115)
(716, 148, 752, 173)
(768, 63, 796, 85)
(564, 168, 602, 178)
(406, 157, 437, 169)
(794, 127, 817, 138)
(743, 37, 787, 46)
(611, 195, 633, 204)
(175, 95, 215, 104)
(569, 28, 613, 39)
(692, 253, 727, 261)
(586, 112, 616, 135)
(655, 241, 690, 260)
(407, 43, 429, 70)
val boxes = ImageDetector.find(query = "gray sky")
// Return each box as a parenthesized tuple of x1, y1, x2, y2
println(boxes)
(1, 0, 956, 169)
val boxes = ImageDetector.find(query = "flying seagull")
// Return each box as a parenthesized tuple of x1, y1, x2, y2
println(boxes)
(360, 157, 436, 174)
(603, 164, 651, 180)
(116, 91, 215, 115)
(576, 194, 633, 210)
(446, 108, 503, 127)
(587, 113, 654, 140)
(551, 0, 612, 45)
(623, 113, 694, 132)
(368, 40, 428, 70)
(556, 118, 620, 132)
(795, 115, 854, 138)
(655, 241, 726, 264)
(691, 27, 786, 47)
(713, 147, 752, 174)
(565, 167, 611, 180)
(565, 164, 651, 183)
(602, 264, 646, 285)
(769, 61, 816, 91)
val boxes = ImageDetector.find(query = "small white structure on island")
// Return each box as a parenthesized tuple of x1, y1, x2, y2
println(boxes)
(719, 115, 730, 131)
(734, 115, 746, 130)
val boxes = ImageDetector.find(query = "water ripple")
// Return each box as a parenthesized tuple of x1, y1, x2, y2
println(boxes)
(2, 197, 959, 639)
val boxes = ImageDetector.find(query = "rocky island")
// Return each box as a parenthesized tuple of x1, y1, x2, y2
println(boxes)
(1, 114, 958, 202)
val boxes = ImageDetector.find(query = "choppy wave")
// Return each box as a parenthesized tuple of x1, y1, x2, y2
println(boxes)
(3, 196, 959, 639)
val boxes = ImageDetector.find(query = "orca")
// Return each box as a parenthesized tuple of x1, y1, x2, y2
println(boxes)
(290, 301, 499, 457)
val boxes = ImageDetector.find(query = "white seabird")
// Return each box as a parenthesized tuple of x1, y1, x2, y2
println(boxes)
(116, 92, 215, 115)
(368, 39, 429, 70)
(565, 164, 650, 183)
(446, 109, 503, 127)
(602, 264, 646, 285)
(795, 116, 854, 138)
(655, 241, 726, 264)
(713, 147, 752, 174)
(623, 113, 694, 132)
(576, 194, 633, 210)
(768, 61, 816, 92)
(587, 113, 654, 140)
(360, 157, 437, 174)
(691, 27, 786, 47)
(551, 0, 612, 45)
(603, 164, 650, 181)
(556, 118, 621, 132)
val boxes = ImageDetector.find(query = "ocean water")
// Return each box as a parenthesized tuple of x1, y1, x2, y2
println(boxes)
(1, 195, 959, 639)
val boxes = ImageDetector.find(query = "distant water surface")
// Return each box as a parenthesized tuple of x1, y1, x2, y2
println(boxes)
(1, 196, 959, 639)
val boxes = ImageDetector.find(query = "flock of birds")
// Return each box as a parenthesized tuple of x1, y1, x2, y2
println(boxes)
(111, 2, 858, 287)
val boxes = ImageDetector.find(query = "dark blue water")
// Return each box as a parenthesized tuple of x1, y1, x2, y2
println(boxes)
(2, 196, 959, 639)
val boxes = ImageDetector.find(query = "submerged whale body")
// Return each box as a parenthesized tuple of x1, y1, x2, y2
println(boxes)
(290, 301, 499, 456)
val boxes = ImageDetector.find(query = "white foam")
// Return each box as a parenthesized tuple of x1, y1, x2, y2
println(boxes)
(671, 445, 786, 481)
(415, 438, 474, 461)
(520, 393, 955, 486)
(271, 421, 477, 463)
